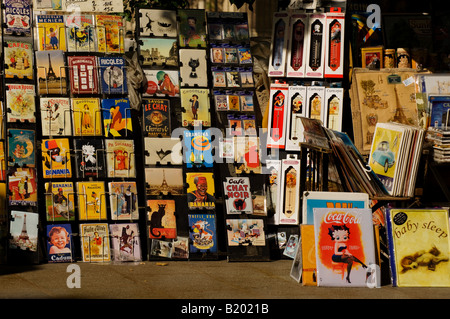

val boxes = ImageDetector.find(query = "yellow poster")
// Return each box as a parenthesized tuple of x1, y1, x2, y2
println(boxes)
(77, 181, 107, 220)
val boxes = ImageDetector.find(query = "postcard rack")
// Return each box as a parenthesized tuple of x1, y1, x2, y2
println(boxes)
(2, 0, 40, 264)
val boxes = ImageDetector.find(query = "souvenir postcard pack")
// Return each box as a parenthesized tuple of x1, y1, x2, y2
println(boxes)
(35, 50, 67, 95)
(110, 223, 142, 262)
(105, 139, 136, 178)
(98, 57, 128, 95)
(102, 98, 133, 137)
(147, 199, 177, 240)
(46, 224, 73, 262)
(71, 98, 102, 136)
(36, 14, 66, 51)
(188, 213, 217, 253)
(73, 139, 106, 179)
(4, 39, 33, 79)
(143, 98, 171, 137)
(41, 138, 72, 178)
(8, 129, 35, 167)
(386, 208, 450, 287)
(8, 168, 37, 206)
(108, 182, 138, 220)
(77, 181, 107, 220)
(6, 84, 36, 123)
(9, 211, 38, 251)
(186, 172, 215, 210)
(44, 182, 75, 221)
(144, 137, 182, 166)
(226, 219, 265, 246)
(80, 223, 110, 262)
(40, 97, 72, 136)
(314, 207, 376, 287)
(223, 176, 253, 214)
(65, 13, 96, 52)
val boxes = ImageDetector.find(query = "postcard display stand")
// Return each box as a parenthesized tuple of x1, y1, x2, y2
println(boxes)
(265, 2, 347, 259)
(1, 0, 40, 264)
(206, 12, 270, 262)
(25, 0, 146, 263)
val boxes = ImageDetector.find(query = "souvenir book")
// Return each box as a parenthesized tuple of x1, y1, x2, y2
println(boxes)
(9, 211, 38, 251)
(180, 88, 211, 127)
(285, 85, 308, 151)
(223, 176, 253, 214)
(40, 97, 72, 136)
(41, 138, 72, 178)
(302, 191, 370, 225)
(68, 55, 99, 94)
(300, 224, 317, 286)
(386, 208, 450, 287)
(147, 199, 177, 240)
(286, 13, 308, 78)
(139, 38, 178, 67)
(8, 168, 37, 206)
(183, 130, 214, 168)
(44, 182, 75, 221)
(143, 99, 171, 137)
(178, 9, 207, 48)
(80, 223, 110, 262)
(6, 84, 35, 123)
(186, 172, 215, 210)
(65, 14, 96, 52)
(46, 224, 73, 262)
(277, 156, 300, 224)
(226, 219, 265, 246)
(145, 167, 184, 196)
(267, 82, 289, 148)
(71, 98, 102, 136)
(36, 14, 66, 51)
(234, 136, 261, 174)
(95, 15, 124, 54)
(109, 182, 138, 220)
(77, 181, 107, 220)
(8, 129, 35, 167)
(4, 39, 33, 79)
(105, 139, 135, 178)
(138, 9, 177, 38)
(179, 49, 208, 87)
(4, 0, 32, 36)
(98, 57, 128, 95)
(102, 98, 133, 137)
(73, 139, 105, 179)
(35, 50, 67, 95)
(143, 69, 179, 97)
(110, 223, 142, 262)
(314, 207, 376, 287)
(268, 12, 289, 77)
(144, 137, 182, 166)
(188, 213, 217, 253)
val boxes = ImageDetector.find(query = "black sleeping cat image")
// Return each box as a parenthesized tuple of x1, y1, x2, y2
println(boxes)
(149, 204, 166, 237)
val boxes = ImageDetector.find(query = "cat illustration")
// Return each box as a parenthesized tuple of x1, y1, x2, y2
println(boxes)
(149, 204, 166, 238)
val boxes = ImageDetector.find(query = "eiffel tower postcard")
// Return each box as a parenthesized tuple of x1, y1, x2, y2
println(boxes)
(35, 50, 67, 95)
